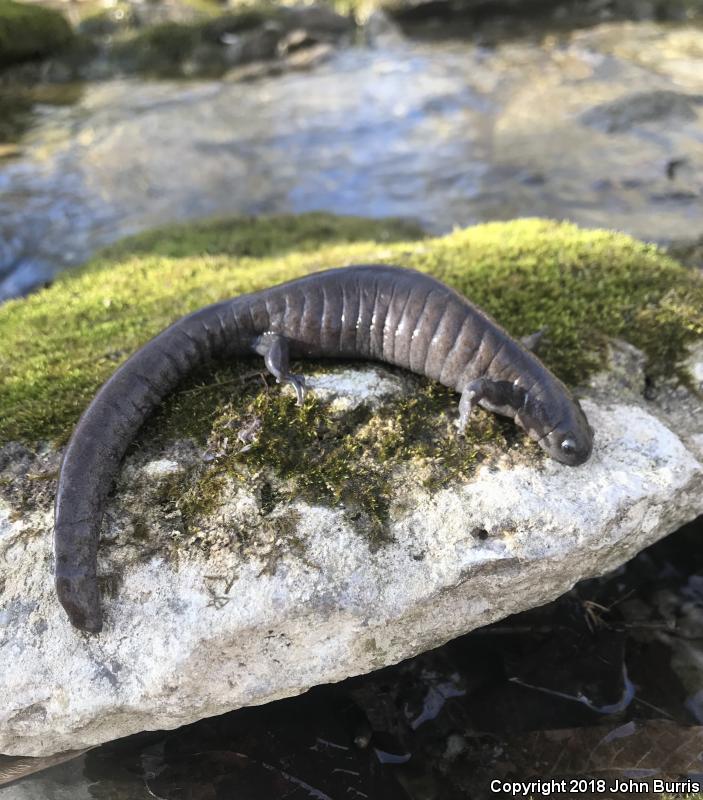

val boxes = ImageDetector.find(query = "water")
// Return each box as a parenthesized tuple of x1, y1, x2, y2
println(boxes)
(1, 18, 703, 300)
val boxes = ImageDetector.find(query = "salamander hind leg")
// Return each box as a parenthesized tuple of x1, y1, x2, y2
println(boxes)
(520, 326, 549, 353)
(255, 333, 307, 406)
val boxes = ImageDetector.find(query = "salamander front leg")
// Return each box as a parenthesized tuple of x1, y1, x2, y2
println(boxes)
(457, 379, 488, 434)
(254, 333, 307, 406)
(457, 378, 526, 434)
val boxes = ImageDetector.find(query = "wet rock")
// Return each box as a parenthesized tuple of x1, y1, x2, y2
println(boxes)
(667, 235, 703, 270)
(102, 3, 353, 78)
(280, 4, 355, 38)
(131, 0, 203, 28)
(581, 89, 701, 132)
(0, 1, 74, 68)
(0, 749, 90, 788)
(189, 10, 346, 75)
(0, 359, 702, 757)
(379, 0, 700, 24)
(364, 9, 407, 44)
(278, 28, 321, 56)
(587, 338, 647, 400)
(0, 258, 56, 302)
(199, 10, 277, 48)
(77, 5, 137, 38)
(224, 42, 333, 81)
(614, 0, 657, 20)
(237, 24, 283, 63)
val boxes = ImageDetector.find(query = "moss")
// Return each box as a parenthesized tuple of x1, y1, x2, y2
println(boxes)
(198, 389, 395, 542)
(0, 0, 74, 67)
(0, 83, 83, 146)
(1, 213, 702, 530)
(2, 214, 702, 449)
(201, 8, 278, 40)
(78, 5, 136, 37)
(96, 212, 422, 263)
(111, 20, 203, 75)
(0, 89, 32, 144)
(136, 362, 509, 543)
(109, 4, 286, 77)
(663, 796, 703, 800)
(0, 213, 424, 445)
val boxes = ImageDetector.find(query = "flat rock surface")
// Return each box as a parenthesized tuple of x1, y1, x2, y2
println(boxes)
(1, 359, 702, 757)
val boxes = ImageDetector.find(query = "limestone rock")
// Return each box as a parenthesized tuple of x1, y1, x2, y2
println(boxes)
(282, 365, 410, 410)
(580, 89, 702, 133)
(0, 361, 702, 757)
(280, 5, 355, 38)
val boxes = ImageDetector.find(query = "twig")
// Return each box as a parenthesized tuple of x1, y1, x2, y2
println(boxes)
(180, 370, 265, 396)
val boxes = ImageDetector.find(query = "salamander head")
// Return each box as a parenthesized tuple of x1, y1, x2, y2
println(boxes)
(539, 410, 594, 466)
(516, 388, 594, 467)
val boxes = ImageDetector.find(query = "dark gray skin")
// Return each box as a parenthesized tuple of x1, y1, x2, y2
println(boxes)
(55, 265, 593, 633)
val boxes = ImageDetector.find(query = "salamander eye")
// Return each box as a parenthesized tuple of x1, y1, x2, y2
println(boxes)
(561, 437, 576, 454)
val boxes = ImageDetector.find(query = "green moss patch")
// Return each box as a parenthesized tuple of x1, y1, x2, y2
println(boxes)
(104, 0, 358, 77)
(3, 213, 700, 536)
(0, 83, 83, 146)
(416, 220, 703, 387)
(111, 20, 203, 75)
(173, 373, 511, 542)
(0, 213, 424, 444)
(0, 0, 73, 67)
(95, 212, 421, 263)
(1, 214, 701, 454)
(109, 5, 294, 77)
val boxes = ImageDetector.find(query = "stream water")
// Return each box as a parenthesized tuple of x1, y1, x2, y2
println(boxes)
(1, 16, 703, 300)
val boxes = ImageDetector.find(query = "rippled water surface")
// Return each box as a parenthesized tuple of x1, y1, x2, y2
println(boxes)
(1, 19, 703, 299)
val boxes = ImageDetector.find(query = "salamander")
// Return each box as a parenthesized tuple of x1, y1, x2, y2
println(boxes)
(54, 265, 594, 632)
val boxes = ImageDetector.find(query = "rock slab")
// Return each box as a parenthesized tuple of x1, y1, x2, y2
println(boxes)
(0, 365, 702, 757)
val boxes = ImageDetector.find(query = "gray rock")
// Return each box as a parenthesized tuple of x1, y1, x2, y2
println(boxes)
(0, 355, 702, 757)
(280, 5, 355, 38)
(0, 260, 56, 303)
(363, 10, 407, 45)
(587, 338, 648, 400)
(667, 235, 703, 270)
(131, 1, 202, 28)
(0, 750, 90, 790)
(77, 5, 137, 37)
(581, 89, 701, 132)
(284, 366, 410, 409)
(238, 24, 283, 63)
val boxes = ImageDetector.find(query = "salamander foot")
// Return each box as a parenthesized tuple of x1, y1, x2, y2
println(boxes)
(254, 332, 308, 406)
